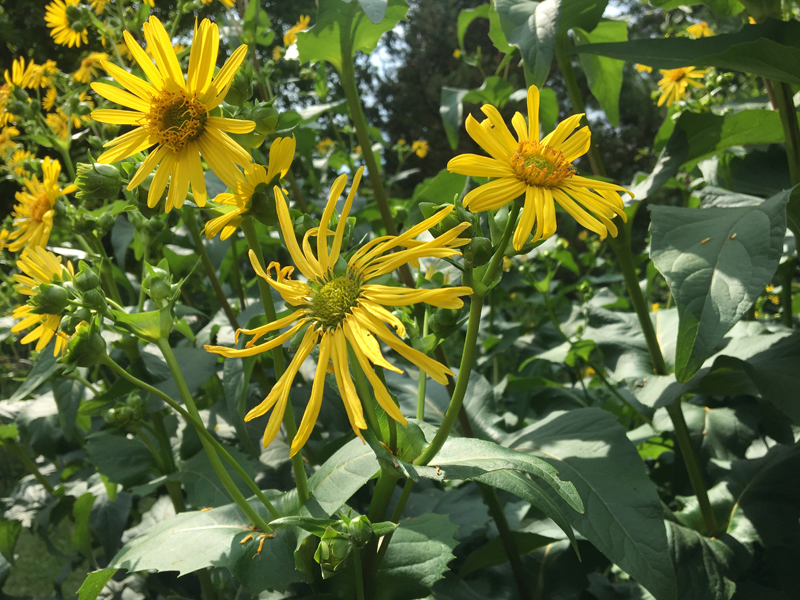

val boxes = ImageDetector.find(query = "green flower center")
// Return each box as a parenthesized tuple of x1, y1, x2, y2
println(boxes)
(308, 273, 362, 331)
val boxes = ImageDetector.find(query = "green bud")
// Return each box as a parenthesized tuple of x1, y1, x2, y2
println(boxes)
(345, 515, 373, 548)
(102, 123, 119, 138)
(126, 392, 143, 410)
(29, 99, 41, 114)
(226, 69, 254, 105)
(81, 288, 107, 313)
(292, 211, 317, 240)
(7, 100, 28, 116)
(251, 104, 279, 135)
(313, 527, 353, 579)
(463, 237, 492, 267)
(11, 86, 28, 102)
(88, 136, 105, 151)
(31, 284, 70, 315)
(74, 261, 100, 293)
(249, 182, 278, 227)
(142, 262, 175, 308)
(74, 213, 96, 235)
(75, 163, 122, 202)
(429, 307, 460, 333)
(97, 212, 117, 232)
(62, 322, 107, 368)
(147, 219, 165, 235)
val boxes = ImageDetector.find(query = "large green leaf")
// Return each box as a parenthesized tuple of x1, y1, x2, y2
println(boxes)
(505, 408, 677, 600)
(456, 4, 513, 54)
(458, 531, 555, 578)
(650, 0, 743, 17)
(573, 20, 627, 126)
(574, 20, 800, 83)
(76, 569, 118, 600)
(632, 110, 786, 200)
(222, 356, 259, 458)
(296, 0, 409, 72)
(85, 433, 159, 487)
(666, 522, 739, 600)
(375, 513, 459, 600)
(9, 345, 58, 402)
(109, 499, 302, 594)
(0, 518, 22, 563)
(494, 0, 561, 87)
(440, 77, 515, 149)
(559, 0, 607, 34)
(649, 189, 789, 382)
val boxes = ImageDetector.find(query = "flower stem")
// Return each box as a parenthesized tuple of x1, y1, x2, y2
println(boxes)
(415, 310, 429, 421)
(285, 170, 309, 214)
(182, 206, 240, 330)
(353, 547, 366, 600)
(137, 240, 150, 312)
(102, 354, 280, 522)
(76, 233, 123, 305)
(768, 79, 800, 186)
(240, 217, 310, 504)
(228, 232, 247, 312)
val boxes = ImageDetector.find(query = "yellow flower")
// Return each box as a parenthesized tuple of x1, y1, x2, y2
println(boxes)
(46, 0, 90, 48)
(397, 138, 406, 146)
(283, 15, 310, 46)
(11, 247, 75, 356)
(765, 284, 774, 292)
(0, 126, 19, 156)
(205, 136, 296, 240)
(412, 139, 429, 158)
(46, 111, 70, 140)
(635, 64, 653, 73)
(748, 16, 756, 24)
(0, 84, 15, 125)
(355, 145, 362, 155)
(74, 52, 109, 83)
(453, 48, 462, 59)
(768, 294, 779, 305)
(145, 42, 185, 59)
(205, 168, 473, 454)
(144, 0, 154, 6)
(657, 67, 707, 107)
(201, 0, 235, 6)
(0, 229, 8, 251)
(43, 87, 58, 111)
(6, 157, 77, 252)
(91, 16, 255, 213)
(447, 85, 630, 250)
(28, 61, 59, 89)
(316, 137, 334, 154)
(651, 302, 660, 312)
(4, 57, 35, 89)
(90, 0, 106, 13)
(577, 230, 588, 241)
(272, 46, 282, 61)
(8, 148, 33, 177)
(686, 21, 714, 38)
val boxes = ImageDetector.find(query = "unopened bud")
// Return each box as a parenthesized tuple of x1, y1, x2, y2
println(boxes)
(249, 182, 278, 227)
(63, 322, 107, 368)
(75, 163, 122, 202)
(226, 69, 254, 105)
(251, 104, 279, 135)
(463, 237, 492, 267)
(31, 284, 70, 315)
(74, 261, 100, 293)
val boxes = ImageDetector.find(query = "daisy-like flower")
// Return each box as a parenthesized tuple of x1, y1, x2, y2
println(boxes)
(657, 67, 708, 107)
(447, 85, 630, 250)
(635, 64, 653, 73)
(45, 0, 90, 48)
(686, 21, 714, 38)
(283, 15, 310, 46)
(74, 52, 108, 83)
(43, 87, 58, 111)
(46, 111, 70, 140)
(91, 16, 255, 213)
(201, 0, 235, 5)
(0, 84, 15, 125)
(205, 136, 296, 240)
(89, 0, 106, 14)
(27, 61, 59, 89)
(205, 168, 473, 454)
(8, 148, 33, 177)
(272, 46, 282, 61)
(317, 137, 334, 154)
(412, 139, 429, 158)
(0, 126, 19, 156)
(6, 157, 77, 252)
(11, 247, 75, 356)
(4, 57, 35, 89)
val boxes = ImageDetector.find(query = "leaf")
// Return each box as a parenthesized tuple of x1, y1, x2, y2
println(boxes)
(573, 19, 627, 126)
(440, 77, 515, 149)
(85, 433, 158, 487)
(109, 500, 302, 594)
(90, 491, 132, 558)
(241, 0, 274, 46)
(111, 308, 172, 344)
(574, 20, 800, 83)
(633, 109, 786, 200)
(375, 513, 459, 600)
(649, 189, 789, 381)
(505, 409, 677, 600)
(53, 378, 85, 442)
(72, 492, 97, 560)
(559, 0, 607, 33)
(9, 345, 58, 401)
(0, 518, 22, 563)
(77, 569, 118, 600)
(178, 446, 259, 508)
(222, 357, 259, 458)
(459, 531, 555, 578)
(457, 4, 513, 53)
(666, 522, 740, 600)
(153, 346, 220, 402)
(357, 0, 388, 24)
(296, 0, 409, 72)
(650, 0, 742, 16)
(494, 0, 561, 88)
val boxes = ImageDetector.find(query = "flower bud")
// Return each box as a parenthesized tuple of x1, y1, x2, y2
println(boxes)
(81, 288, 107, 313)
(75, 163, 122, 202)
(62, 322, 107, 368)
(61, 307, 92, 335)
(11, 86, 28, 102)
(31, 284, 70, 315)
(249, 182, 278, 227)
(345, 515, 373, 548)
(226, 68, 254, 105)
(142, 261, 175, 308)
(463, 237, 492, 267)
(251, 103, 280, 135)
(97, 212, 117, 232)
(314, 527, 353, 579)
(429, 307, 461, 334)
(74, 261, 100, 293)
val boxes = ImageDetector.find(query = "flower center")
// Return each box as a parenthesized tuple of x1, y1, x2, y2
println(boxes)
(308, 273, 362, 331)
(30, 193, 51, 222)
(147, 90, 208, 153)
(510, 140, 574, 187)
(667, 69, 687, 82)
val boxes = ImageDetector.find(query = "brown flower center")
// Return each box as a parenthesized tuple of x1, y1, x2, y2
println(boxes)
(30, 193, 52, 222)
(510, 140, 574, 187)
(147, 90, 208, 152)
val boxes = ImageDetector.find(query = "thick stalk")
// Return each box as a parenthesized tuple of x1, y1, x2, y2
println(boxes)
(137, 241, 150, 312)
(416, 312, 429, 421)
(769, 79, 800, 186)
(557, 39, 717, 535)
(151, 410, 186, 512)
(101, 355, 280, 521)
(240, 218, 310, 504)
(781, 259, 795, 327)
(182, 206, 239, 330)
(353, 549, 366, 600)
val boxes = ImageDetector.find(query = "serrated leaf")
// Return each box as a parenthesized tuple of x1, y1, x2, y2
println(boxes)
(649, 190, 789, 382)
(357, 0, 388, 23)
(505, 408, 677, 600)
(494, 0, 561, 87)
(574, 20, 627, 126)
(666, 522, 739, 600)
(76, 569, 117, 600)
(457, 4, 513, 53)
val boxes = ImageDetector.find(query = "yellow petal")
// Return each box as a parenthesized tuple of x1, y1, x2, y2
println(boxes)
(290, 333, 332, 456)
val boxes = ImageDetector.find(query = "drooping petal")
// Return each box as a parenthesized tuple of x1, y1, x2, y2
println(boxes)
(291, 333, 332, 455)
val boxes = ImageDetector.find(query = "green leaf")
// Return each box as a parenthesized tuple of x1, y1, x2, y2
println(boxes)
(0, 518, 22, 563)
(85, 433, 159, 487)
(10, 345, 58, 402)
(440, 77, 515, 148)
(375, 513, 458, 600)
(0, 424, 18, 441)
(178, 446, 259, 508)
(296, 0, 409, 72)
(357, 0, 388, 24)
(666, 522, 739, 600)
(111, 308, 172, 343)
(632, 110, 786, 200)
(72, 492, 96, 560)
(77, 569, 118, 600)
(574, 20, 800, 83)
(559, 0, 607, 33)
(269, 516, 337, 537)
(573, 20, 627, 126)
(539, 86, 559, 134)
(494, 0, 560, 88)
(109, 500, 302, 594)
(222, 356, 259, 458)
(459, 531, 555, 578)
(505, 408, 677, 600)
(650, 0, 743, 16)
(53, 378, 85, 442)
(457, 4, 513, 53)
(649, 189, 789, 382)
(241, 0, 274, 46)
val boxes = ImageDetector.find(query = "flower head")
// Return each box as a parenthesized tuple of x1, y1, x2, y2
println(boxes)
(412, 139, 429, 158)
(205, 136, 296, 240)
(686, 21, 714, 38)
(27, 61, 58, 89)
(0, 84, 15, 125)
(0, 126, 19, 156)
(74, 52, 109, 83)
(11, 247, 75, 356)
(46, 0, 90, 48)
(205, 168, 473, 454)
(8, 148, 33, 177)
(317, 137, 334, 154)
(6, 157, 77, 252)
(453, 48, 462, 59)
(657, 67, 707, 107)
(447, 85, 630, 250)
(4, 57, 35, 89)
(90, 16, 255, 213)
(283, 15, 310, 46)
(635, 64, 652, 73)
(201, 0, 235, 6)
(43, 87, 58, 111)
(46, 110, 70, 140)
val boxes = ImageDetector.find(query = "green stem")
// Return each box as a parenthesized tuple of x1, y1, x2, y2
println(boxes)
(367, 469, 397, 523)
(240, 217, 310, 504)
(137, 241, 150, 312)
(150, 410, 187, 513)
(285, 170, 309, 214)
(353, 548, 366, 600)
(131, 424, 166, 472)
(183, 206, 239, 330)
(373, 478, 414, 571)
(228, 231, 247, 312)
(169, 0, 186, 38)
(77, 233, 123, 305)
(102, 354, 280, 521)
(414, 204, 520, 467)
(57, 144, 76, 180)
(769, 79, 800, 186)
(781, 259, 795, 327)
(666, 403, 717, 536)
(4, 441, 56, 495)
(416, 312, 429, 420)
(70, 372, 99, 395)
